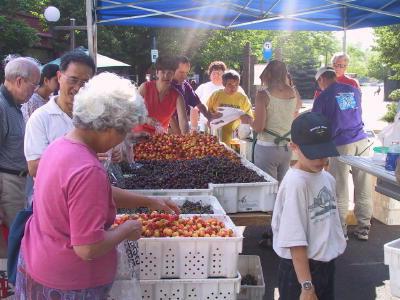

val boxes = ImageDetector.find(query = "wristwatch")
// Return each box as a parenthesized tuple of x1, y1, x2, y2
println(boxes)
(301, 280, 313, 290)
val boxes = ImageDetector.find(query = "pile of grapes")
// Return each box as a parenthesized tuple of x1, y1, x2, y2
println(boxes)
(121, 157, 267, 190)
(241, 274, 258, 285)
(180, 200, 214, 214)
(118, 200, 214, 215)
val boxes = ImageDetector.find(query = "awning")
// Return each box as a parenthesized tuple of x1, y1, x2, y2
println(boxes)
(94, 0, 400, 31)
(47, 48, 130, 68)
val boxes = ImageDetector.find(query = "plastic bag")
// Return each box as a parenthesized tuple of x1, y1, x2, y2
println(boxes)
(378, 111, 400, 146)
(108, 240, 141, 300)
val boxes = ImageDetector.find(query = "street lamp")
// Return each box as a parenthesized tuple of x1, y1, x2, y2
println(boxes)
(44, 6, 60, 22)
(44, 6, 86, 51)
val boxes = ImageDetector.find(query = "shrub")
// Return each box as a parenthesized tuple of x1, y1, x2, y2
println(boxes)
(382, 102, 398, 123)
(389, 89, 400, 102)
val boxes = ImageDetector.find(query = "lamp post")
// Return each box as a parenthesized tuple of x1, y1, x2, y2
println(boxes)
(44, 6, 87, 51)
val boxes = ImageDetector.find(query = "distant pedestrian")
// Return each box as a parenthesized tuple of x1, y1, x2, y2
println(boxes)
(374, 86, 381, 96)
(272, 112, 346, 300)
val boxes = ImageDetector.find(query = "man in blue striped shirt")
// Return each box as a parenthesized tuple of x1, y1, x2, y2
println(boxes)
(0, 56, 40, 256)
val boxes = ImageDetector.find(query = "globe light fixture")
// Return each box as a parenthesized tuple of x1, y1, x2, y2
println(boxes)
(44, 6, 60, 22)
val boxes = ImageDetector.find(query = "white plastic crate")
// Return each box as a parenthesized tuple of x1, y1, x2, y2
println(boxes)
(140, 273, 241, 300)
(384, 238, 400, 297)
(138, 215, 243, 280)
(373, 205, 400, 225)
(372, 191, 400, 225)
(210, 158, 278, 213)
(237, 255, 265, 300)
(374, 193, 400, 210)
(167, 195, 226, 215)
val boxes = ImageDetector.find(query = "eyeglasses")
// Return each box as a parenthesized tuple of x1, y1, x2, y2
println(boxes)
(333, 63, 347, 69)
(23, 78, 39, 89)
(210, 70, 224, 76)
(62, 73, 89, 87)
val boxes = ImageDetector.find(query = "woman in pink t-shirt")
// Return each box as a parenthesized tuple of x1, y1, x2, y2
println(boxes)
(16, 73, 179, 299)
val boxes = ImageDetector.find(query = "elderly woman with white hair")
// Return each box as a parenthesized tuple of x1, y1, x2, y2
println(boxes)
(15, 72, 179, 298)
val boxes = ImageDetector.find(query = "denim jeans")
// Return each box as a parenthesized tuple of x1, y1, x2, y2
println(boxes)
(278, 258, 336, 300)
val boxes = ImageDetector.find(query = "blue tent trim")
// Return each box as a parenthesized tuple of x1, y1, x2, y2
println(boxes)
(95, 0, 400, 31)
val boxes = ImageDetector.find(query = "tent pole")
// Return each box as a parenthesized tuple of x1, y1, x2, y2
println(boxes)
(342, 30, 347, 53)
(86, 0, 97, 67)
(342, 6, 347, 53)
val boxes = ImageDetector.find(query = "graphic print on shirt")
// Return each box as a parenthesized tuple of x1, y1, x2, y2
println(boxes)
(220, 103, 241, 109)
(308, 186, 337, 222)
(335, 93, 356, 111)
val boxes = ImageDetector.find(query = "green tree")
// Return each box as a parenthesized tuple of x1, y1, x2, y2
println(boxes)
(367, 51, 390, 80)
(346, 44, 369, 77)
(374, 25, 400, 79)
(0, 0, 47, 57)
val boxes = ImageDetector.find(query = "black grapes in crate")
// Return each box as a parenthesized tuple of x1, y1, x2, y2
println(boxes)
(117, 200, 214, 215)
(120, 157, 267, 190)
(241, 274, 258, 285)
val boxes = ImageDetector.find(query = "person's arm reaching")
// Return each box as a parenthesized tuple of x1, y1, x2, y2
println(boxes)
(74, 220, 142, 260)
(176, 95, 189, 134)
(111, 186, 180, 214)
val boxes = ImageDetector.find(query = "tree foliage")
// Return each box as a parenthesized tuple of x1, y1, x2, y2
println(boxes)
(374, 25, 400, 80)
(1, 0, 340, 83)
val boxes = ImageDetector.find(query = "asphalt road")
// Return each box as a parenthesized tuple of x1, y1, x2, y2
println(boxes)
(242, 220, 400, 300)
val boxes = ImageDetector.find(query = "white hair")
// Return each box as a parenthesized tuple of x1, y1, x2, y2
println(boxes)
(331, 52, 350, 65)
(73, 72, 147, 133)
(4, 56, 41, 81)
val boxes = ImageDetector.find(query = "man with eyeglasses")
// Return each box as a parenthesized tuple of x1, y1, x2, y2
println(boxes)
(24, 50, 95, 177)
(0, 56, 40, 255)
(314, 53, 360, 98)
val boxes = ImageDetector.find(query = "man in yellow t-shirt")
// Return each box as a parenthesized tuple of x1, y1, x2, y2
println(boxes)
(207, 70, 253, 145)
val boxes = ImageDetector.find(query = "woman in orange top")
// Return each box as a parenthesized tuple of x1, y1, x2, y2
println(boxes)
(138, 56, 189, 135)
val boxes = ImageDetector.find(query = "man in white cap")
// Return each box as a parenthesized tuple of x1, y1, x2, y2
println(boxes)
(312, 66, 372, 241)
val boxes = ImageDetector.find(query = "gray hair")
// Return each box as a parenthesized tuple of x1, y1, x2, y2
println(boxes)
(73, 72, 147, 133)
(4, 56, 41, 81)
(331, 52, 350, 65)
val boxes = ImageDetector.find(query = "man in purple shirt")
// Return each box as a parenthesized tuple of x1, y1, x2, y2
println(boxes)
(171, 56, 217, 133)
(312, 66, 372, 241)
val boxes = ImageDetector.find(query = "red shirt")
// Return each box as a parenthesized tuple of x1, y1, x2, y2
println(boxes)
(137, 81, 179, 134)
(314, 75, 360, 98)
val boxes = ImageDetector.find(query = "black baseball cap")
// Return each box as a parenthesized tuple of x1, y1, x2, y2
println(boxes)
(291, 112, 339, 160)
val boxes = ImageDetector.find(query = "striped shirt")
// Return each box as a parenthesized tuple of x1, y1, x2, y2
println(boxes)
(0, 85, 27, 171)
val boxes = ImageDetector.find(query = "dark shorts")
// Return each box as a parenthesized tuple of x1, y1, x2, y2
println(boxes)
(14, 252, 113, 300)
(278, 257, 336, 300)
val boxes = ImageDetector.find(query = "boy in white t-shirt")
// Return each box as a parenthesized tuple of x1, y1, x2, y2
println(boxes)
(272, 112, 347, 300)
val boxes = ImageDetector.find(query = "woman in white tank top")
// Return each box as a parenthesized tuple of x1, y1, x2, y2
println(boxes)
(250, 60, 302, 182)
